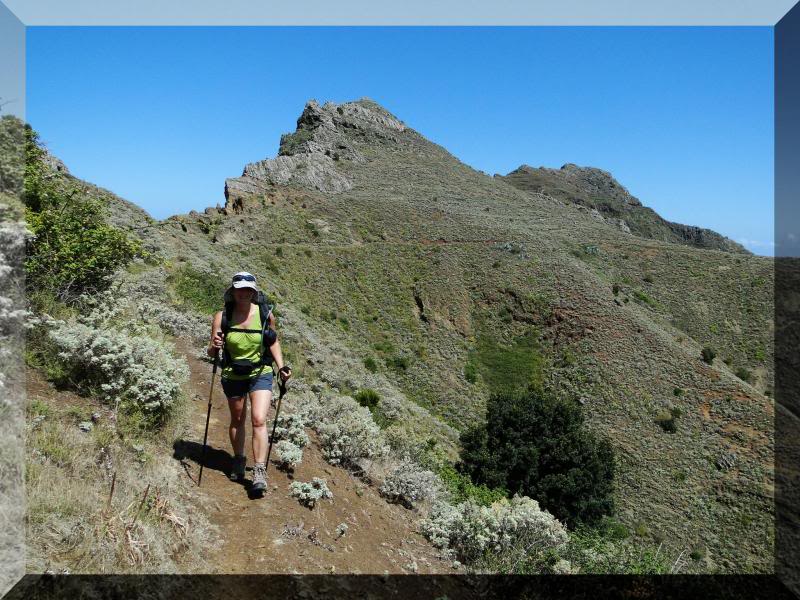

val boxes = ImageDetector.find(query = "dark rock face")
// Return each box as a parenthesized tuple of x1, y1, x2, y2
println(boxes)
(498, 163, 750, 254)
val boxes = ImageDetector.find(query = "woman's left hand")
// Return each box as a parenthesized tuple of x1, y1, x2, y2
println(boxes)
(279, 366, 292, 383)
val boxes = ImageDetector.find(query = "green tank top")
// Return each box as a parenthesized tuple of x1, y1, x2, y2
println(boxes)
(222, 304, 273, 381)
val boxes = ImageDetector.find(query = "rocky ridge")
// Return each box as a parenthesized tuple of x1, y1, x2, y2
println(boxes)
(498, 163, 750, 254)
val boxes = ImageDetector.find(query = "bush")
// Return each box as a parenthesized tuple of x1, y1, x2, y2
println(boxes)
(168, 264, 226, 315)
(386, 355, 409, 372)
(701, 347, 716, 364)
(654, 409, 677, 433)
(379, 455, 443, 508)
(354, 388, 380, 411)
(458, 389, 615, 528)
(24, 126, 143, 304)
(464, 361, 477, 384)
(289, 477, 332, 508)
(735, 367, 753, 383)
(420, 495, 568, 565)
(437, 462, 507, 507)
(275, 440, 303, 470)
(45, 319, 188, 425)
(363, 356, 378, 373)
(553, 519, 682, 574)
(313, 395, 389, 467)
(272, 412, 309, 448)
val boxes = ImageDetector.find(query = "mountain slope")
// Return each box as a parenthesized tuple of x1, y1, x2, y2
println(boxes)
(39, 99, 774, 573)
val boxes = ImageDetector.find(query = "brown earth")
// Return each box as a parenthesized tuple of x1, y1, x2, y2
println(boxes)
(172, 340, 457, 575)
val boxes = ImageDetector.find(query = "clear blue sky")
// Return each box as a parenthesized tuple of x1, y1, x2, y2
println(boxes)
(27, 27, 774, 254)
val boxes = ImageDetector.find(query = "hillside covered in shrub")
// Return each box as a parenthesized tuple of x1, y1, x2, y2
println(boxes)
(11, 96, 775, 576)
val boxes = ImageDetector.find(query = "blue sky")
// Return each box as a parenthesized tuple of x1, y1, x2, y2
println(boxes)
(26, 27, 774, 254)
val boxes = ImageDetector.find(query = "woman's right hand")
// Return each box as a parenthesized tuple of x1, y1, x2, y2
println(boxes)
(208, 331, 224, 355)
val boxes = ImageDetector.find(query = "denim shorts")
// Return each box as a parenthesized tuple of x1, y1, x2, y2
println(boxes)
(221, 371, 273, 398)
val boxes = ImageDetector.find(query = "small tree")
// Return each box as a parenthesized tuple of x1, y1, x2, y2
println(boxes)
(700, 347, 716, 365)
(458, 389, 615, 528)
(23, 125, 143, 304)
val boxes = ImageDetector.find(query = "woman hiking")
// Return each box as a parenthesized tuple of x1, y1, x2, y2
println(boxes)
(207, 271, 291, 494)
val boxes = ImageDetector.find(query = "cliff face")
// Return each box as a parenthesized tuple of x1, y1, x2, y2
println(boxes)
(498, 163, 750, 254)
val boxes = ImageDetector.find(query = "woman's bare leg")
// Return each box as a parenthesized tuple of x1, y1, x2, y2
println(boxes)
(227, 396, 247, 456)
(249, 389, 272, 463)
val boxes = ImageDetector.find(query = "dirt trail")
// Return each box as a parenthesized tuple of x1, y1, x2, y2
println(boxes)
(172, 340, 455, 574)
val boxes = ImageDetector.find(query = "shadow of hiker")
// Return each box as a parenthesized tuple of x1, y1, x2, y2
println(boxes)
(173, 439, 236, 484)
(173, 439, 268, 500)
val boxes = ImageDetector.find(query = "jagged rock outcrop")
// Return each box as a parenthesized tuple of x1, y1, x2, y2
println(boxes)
(498, 163, 750, 254)
(225, 98, 407, 203)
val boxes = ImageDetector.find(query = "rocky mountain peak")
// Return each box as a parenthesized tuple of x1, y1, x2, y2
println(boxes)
(225, 98, 409, 205)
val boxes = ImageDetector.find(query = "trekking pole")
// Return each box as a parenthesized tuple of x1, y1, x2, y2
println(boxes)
(264, 368, 289, 480)
(198, 346, 221, 487)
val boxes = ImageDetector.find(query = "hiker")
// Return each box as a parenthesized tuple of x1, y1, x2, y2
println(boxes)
(207, 272, 291, 493)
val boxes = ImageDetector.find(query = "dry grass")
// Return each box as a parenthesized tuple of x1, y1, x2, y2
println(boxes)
(25, 395, 216, 574)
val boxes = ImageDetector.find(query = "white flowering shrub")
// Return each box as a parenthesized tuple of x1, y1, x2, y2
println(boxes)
(0, 197, 27, 407)
(275, 440, 303, 470)
(134, 298, 208, 343)
(376, 393, 402, 422)
(47, 320, 188, 421)
(420, 495, 568, 564)
(379, 455, 443, 508)
(273, 412, 310, 448)
(314, 395, 389, 466)
(289, 477, 333, 508)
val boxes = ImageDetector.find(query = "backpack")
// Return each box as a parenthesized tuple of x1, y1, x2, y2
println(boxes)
(220, 291, 277, 375)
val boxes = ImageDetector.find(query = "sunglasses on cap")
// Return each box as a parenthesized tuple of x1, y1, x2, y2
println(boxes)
(232, 274, 256, 282)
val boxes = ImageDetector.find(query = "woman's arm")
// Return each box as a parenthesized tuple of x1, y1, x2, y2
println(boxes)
(269, 338, 291, 381)
(207, 311, 223, 357)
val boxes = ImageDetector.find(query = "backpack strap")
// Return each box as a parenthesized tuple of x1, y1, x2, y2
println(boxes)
(221, 294, 278, 369)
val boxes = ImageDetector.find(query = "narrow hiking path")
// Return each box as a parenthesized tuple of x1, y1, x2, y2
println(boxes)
(171, 340, 456, 574)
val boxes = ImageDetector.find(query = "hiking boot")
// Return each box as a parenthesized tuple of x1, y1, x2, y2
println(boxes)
(229, 454, 246, 482)
(252, 462, 267, 493)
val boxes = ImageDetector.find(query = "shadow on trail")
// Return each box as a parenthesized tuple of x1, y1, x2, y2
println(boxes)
(172, 439, 269, 500)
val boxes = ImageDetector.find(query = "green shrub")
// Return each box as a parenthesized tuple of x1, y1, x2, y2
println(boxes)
(363, 356, 378, 373)
(437, 463, 507, 506)
(498, 306, 513, 323)
(464, 361, 477, 384)
(169, 265, 225, 314)
(354, 388, 380, 411)
(689, 546, 706, 561)
(553, 520, 680, 574)
(386, 355, 409, 372)
(701, 347, 716, 365)
(735, 367, 753, 383)
(458, 389, 615, 528)
(612, 284, 620, 296)
(654, 410, 677, 433)
(643, 273, 654, 283)
(673, 387, 683, 397)
(24, 126, 143, 304)
(632, 290, 656, 307)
